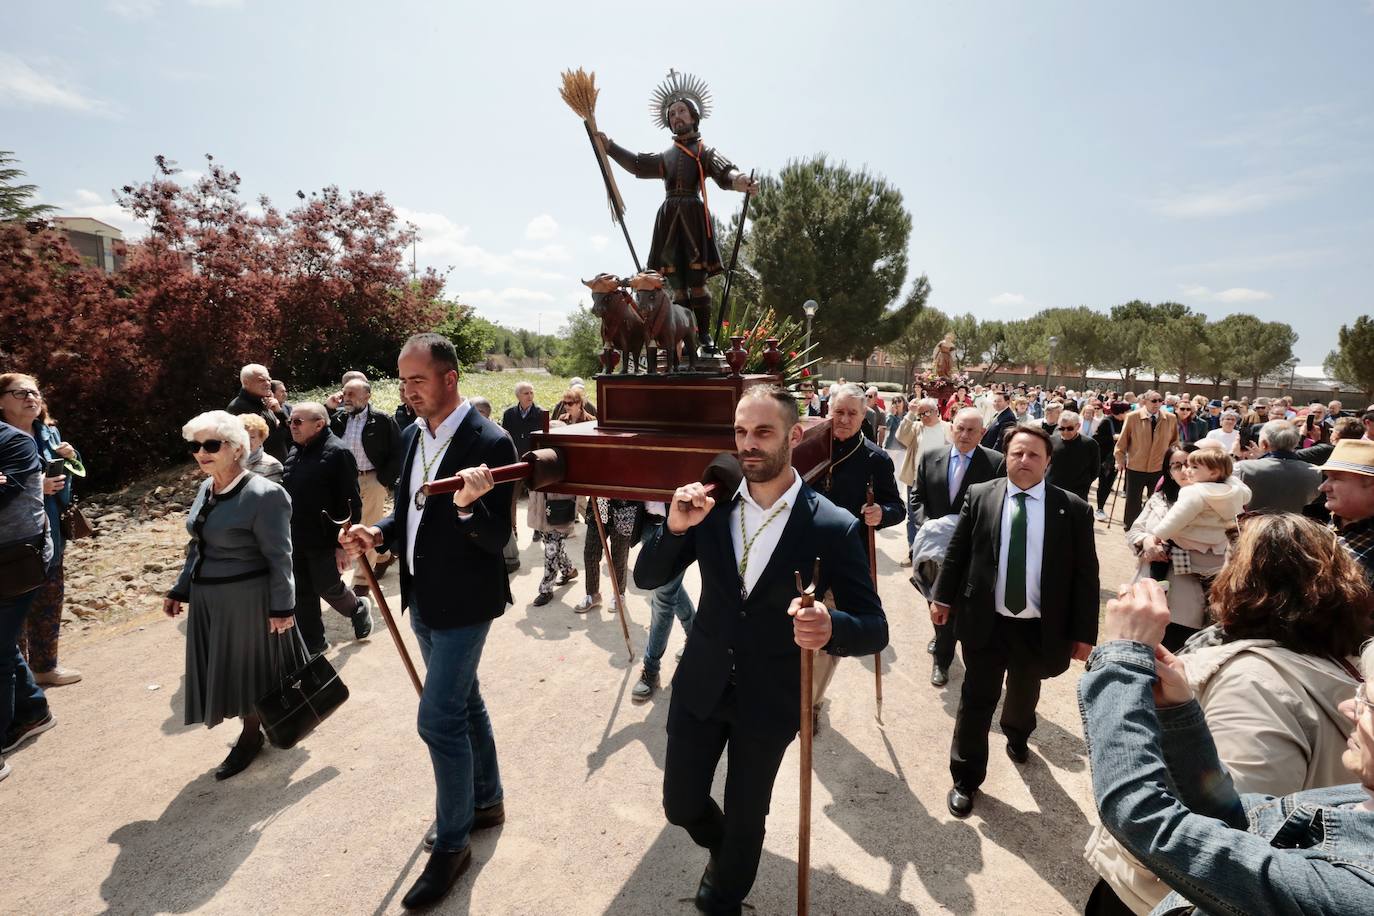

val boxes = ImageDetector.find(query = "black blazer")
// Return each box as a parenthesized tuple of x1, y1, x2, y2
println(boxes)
(932, 478, 1099, 678)
(634, 483, 888, 741)
(281, 429, 361, 550)
(823, 435, 905, 529)
(329, 405, 403, 488)
(376, 407, 518, 630)
(500, 403, 548, 461)
(912, 444, 1006, 525)
(981, 408, 1016, 451)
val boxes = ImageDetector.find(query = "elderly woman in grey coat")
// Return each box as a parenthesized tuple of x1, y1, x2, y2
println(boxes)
(164, 410, 295, 780)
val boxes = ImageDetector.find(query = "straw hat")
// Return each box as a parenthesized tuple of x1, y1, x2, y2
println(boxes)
(1323, 439, 1374, 477)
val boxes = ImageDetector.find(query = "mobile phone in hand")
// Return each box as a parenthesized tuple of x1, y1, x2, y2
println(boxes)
(45, 458, 67, 477)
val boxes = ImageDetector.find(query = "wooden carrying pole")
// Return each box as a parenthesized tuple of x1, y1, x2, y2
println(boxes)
(592, 507, 635, 662)
(865, 481, 883, 723)
(795, 561, 820, 916)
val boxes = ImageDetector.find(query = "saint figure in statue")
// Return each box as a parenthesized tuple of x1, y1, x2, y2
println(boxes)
(932, 332, 956, 379)
(596, 70, 758, 353)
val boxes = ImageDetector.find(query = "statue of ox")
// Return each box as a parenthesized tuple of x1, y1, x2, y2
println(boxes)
(584, 273, 646, 374)
(629, 270, 697, 374)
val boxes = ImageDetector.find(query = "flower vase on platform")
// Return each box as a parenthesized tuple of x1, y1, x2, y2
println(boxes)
(762, 338, 784, 375)
(726, 336, 748, 377)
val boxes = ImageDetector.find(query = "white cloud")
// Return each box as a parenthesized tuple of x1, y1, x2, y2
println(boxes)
(50, 189, 146, 239)
(188, 0, 244, 7)
(0, 54, 107, 114)
(1147, 167, 1342, 219)
(524, 214, 558, 240)
(512, 244, 571, 263)
(988, 292, 1028, 306)
(73, 189, 103, 205)
(106, 0, 161, 17)
(589, 235, 609, 252)
(1180, 284, 1273, 304)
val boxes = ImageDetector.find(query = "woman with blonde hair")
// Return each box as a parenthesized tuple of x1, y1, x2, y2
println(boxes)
(238, 412, 284, 483)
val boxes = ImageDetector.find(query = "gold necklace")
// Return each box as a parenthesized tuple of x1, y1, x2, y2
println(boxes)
(413, 427, 458, 511)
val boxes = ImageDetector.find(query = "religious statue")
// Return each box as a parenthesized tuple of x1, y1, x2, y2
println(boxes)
(595, 70, 758, 354)
(932, 332, 956, 379)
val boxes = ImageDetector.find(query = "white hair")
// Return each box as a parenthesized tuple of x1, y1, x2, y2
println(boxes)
(1059, 410, 1081, 427)
(239, 363, 269, 385)
(917, 398, 940, 413)
(1259, 420, 1299, 451)
(182, 410, 251, 469)
(833, 383, 867, 406)
(952, 407, 984, 428)
(514, 381, 534, 395)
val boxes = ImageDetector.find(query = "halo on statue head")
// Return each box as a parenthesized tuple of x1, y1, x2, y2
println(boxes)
(649, 69, 713, 130)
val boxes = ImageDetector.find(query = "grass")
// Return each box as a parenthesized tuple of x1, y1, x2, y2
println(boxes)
(296, 370, 576, 417)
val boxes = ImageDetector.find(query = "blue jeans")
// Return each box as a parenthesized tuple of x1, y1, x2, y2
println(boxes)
(640, 524, 695, 675)
(410, 611, 502, 852)
(1, 589, 48, 741)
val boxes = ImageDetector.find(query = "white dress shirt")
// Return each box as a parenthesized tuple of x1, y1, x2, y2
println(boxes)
(995, 478, 1046, 619)
(730, 468, 803, 597)
(341, 409, 374, 471)
(403, 399, 471, 570)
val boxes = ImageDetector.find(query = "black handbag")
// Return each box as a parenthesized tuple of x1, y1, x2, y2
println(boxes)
(545, 497, 576, 526)
(254, 627, 350, 749)
(0, 540, 46, 599)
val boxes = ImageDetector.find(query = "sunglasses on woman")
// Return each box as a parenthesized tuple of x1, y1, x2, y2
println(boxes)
(188, 439, 224, 454)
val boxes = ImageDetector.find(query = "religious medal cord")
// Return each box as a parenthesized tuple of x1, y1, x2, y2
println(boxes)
(414, 429, 458, 511)
(737, 499, 789, 586)
(824, 436, 864, 493)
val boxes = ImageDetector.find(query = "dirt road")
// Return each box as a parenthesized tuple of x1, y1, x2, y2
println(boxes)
(3, 489, 1139, 915)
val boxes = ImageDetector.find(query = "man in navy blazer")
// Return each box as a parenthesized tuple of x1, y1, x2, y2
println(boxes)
(932, 425, 1098, 820)
(981, 390, 1017, 452)
(340, 334, 516, 911)
(635, 386, 888, 915)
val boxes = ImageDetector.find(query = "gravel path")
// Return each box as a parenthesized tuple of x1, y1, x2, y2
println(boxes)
(4, 479, 1140, 915)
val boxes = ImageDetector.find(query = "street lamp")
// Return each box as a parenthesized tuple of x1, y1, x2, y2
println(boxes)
(803, 299, 818, 360)
(1046, 335, 1060, 389)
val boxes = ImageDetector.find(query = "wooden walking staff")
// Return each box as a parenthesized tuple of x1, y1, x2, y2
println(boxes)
(865, 481, 883, 723)
(1105, 466, 1126, 530)
(795, 559, 821, 916)
(325, 510, 423, 697)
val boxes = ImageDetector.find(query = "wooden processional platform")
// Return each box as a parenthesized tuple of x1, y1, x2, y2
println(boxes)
(529, 373, 831, 500)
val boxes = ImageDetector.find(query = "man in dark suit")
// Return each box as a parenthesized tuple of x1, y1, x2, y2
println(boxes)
(340, 334, 518, 911)
(932, 425, 1098, 819)
(227, 362, 290, 461)
(500, 381, 547, 504)
(635, 386, 887, 915)
(981, 391, 1016, 452)
(331, 378, 403, 587)
(1047, 410, 1100, 501)
(913, 406, 1006, 687)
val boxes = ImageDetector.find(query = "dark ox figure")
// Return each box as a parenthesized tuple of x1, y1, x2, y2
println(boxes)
(629, 270, 697, 374)
(584, 273, 647, 374)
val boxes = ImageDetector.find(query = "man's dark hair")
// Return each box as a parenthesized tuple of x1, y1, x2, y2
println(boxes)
(1004, 424, 1053, 457)
(403, 333, 459, 373)
(1159, 444, 1198, 504)
(738, 384, 801, 428)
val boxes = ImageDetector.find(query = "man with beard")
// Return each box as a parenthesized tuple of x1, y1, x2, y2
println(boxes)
(635, 385, 887, 915)
(597, 71, 758, 353)
(813, 384, 902, 720)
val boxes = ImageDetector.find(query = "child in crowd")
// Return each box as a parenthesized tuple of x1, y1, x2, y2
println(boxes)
(1146, 448, 1250, 582)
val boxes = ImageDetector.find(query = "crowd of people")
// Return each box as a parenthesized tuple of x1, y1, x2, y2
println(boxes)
(4, 352, 1374, 914)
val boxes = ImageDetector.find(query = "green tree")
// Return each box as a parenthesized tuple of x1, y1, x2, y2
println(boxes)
(433, 302, 495, 367)
(546, 307, 601, 378)
(888, 303, 946, 380)
(1196, 320, 1236, 387)
(1034, 306, 1106, 381)
(1214, 313, 1297, 396)
(1145, 314, 1210, 386)
(1325, 315, 1374, 399)
(1098, 319, 1149, 382)
(0, 151, 54, 222)
(1110, 299, 1192, 324)
(746, 155, 922, 360)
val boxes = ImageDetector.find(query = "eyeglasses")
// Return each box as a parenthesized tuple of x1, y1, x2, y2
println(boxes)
(188, 439, 224, 454)
(562, 400, 578, 407)
(288, 417, 320, 427)
(1356, 685, 1369, 719)
(1057, 425, 1076, 431)
(1178, 407, 1193, 413)
(3, 388, 39, 400)
(1148, 398, 1163, 403)
(1169, 461, 1188, 470)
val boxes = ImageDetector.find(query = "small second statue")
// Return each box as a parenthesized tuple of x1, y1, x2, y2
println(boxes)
(597, 70, 758, 355)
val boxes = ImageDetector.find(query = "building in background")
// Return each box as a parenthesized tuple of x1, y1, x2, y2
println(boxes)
(51, 217, 124, 273)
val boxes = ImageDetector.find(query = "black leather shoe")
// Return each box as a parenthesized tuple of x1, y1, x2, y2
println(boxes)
(947, 786, 976, 818)
(532, 592, 553, 607)
(402, 846, 472, 910)
(1006, 741, 1030, 764)
(214, 730, 263, 781)
(695, 856, 741, 914)
(926, 638, 937, 655)
(423, 801, 506, 851)
(931, 662, 949, 687)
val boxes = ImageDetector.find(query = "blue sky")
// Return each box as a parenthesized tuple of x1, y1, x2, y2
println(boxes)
(5, 0, 1371, 364)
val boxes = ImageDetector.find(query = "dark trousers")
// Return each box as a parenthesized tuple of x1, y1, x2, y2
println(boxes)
(1095, 464, 1117, 512)
(951, 616, 1043, 792)
(1122, 468, 1161, 530)
(292, 545, 362, 653)
(917, 560, 957, 669)
(583, 506, 632, 598)
(663, 687, 793, 907)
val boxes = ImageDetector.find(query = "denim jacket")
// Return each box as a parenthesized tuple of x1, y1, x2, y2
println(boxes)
(1080, 640, 1374, 915)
